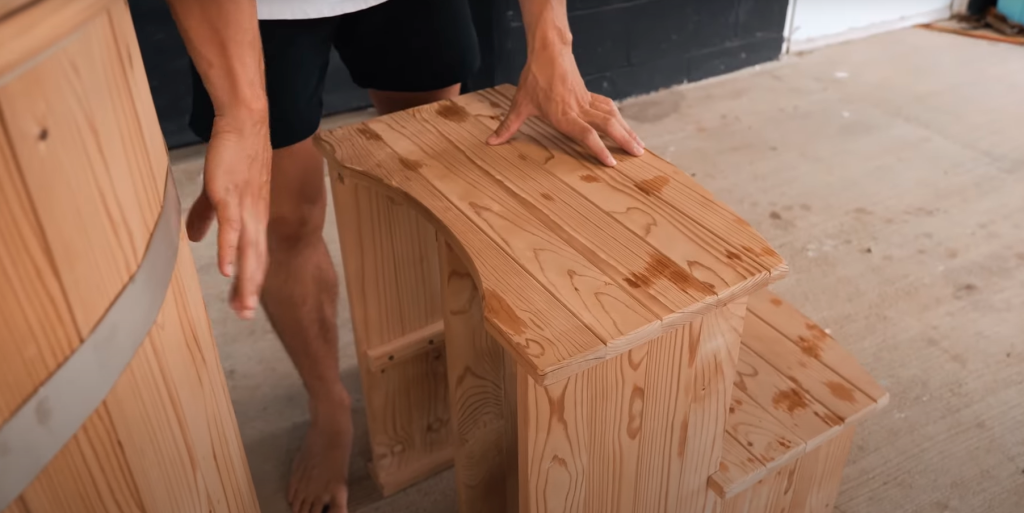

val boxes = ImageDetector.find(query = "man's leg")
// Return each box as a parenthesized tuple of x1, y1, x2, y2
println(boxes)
(260, 136, 351, 513)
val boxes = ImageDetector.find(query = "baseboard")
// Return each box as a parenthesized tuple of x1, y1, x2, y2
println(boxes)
(787, 6, 952, 53)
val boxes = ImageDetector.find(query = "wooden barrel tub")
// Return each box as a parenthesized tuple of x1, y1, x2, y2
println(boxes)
(0, 1, 259, 511)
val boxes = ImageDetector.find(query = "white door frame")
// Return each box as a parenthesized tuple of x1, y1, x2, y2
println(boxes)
(784, 0, 955, 53)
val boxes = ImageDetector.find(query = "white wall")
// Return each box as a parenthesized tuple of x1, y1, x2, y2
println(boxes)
(789, 0, 952, 49)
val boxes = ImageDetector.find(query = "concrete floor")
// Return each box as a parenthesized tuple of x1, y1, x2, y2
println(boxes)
(171, 28, 1024, 513)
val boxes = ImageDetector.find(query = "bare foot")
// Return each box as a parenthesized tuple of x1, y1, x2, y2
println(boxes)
(288, 397, 353, 513)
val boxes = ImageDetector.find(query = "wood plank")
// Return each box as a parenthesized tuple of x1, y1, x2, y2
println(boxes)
(734, 345, 843, 450)
(789, 427, 856, 513)
(455, 92, 768, 301)
(746, 460, 801, 513)
(370, 115, 662, 348)
(630, 321, 698, 512)
(517, 315, 751, 513)
(709, 434, 769, 500)
(725, 389, 804, 474)
(397, 100, 717, 321)
(469, 86, 787, 283)
(742, 315, 878, 424)
(0, 11, 162, 335)
(439, 238, 508, 512)
(365, 320, 445, 372)
(330, 177, 453, 495)
(0, 94, 81, 424)
(748, 290, 889, 405)
(318, 126, 608, 382)
(671, 299, 748, 512)
(0, 0, 113, 81)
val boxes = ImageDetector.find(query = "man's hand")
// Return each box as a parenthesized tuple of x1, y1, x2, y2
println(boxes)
(490, 0, 644, 166)
(167, 0, 269, 319)
(186, 113, 271, 320)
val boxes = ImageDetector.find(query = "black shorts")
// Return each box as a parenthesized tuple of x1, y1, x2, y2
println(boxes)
(189, 0, 480, 149)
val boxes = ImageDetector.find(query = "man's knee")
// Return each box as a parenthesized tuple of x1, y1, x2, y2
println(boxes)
(268, 204, 325, 251)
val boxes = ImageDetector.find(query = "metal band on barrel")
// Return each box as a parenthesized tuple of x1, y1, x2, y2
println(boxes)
(0, 170, 181, 510)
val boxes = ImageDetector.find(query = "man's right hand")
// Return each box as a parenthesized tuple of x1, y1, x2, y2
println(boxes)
(185, 112, 272, 320)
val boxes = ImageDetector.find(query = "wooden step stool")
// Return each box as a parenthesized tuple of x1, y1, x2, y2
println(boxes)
(314, 85, 886, 512)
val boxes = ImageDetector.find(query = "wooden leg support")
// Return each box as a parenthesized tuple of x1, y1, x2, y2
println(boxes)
(439, 233, 750, 513)
(332, 174, 452, 495)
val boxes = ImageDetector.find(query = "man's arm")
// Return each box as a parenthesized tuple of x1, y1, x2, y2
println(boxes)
(166, 0, 271, 319)
(487, 0, 644, 166)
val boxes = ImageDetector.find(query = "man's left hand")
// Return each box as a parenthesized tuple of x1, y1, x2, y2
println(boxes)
(487, 45, 644, 167)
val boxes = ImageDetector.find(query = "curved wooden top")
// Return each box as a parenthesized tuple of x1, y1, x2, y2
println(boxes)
(315, 85, 787, 384)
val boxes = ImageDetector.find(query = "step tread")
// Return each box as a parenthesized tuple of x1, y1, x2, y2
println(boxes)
(710, 290, 888, 499)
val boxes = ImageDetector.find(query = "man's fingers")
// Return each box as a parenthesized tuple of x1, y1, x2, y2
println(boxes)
(230, 217, 267, 320)
(186, 191, 216, 242)
(589, 94, 645, 154)
(487, 100, 531, 146)
(557, 116, 616, 167)
(214, 199, 242, 278)
(583, 109, 644, 158)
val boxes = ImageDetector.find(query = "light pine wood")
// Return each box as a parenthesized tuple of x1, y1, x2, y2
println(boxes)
(364, 320, 445, 372)
(315, 86, 784, 504)
(0, 2, 259, 511)
(514, 300, 747, 513)
(733, 345, 842, 450)
(742, 316, 878, 424)
(748, 290, 888, 404)
(331, 176, 452, 495)
(320, 131, 607, 384)
(711, 435, 769, 500)
(788, 427, 856, 513)
(438, 238, 508, 511)
(709, 290, 887, 508)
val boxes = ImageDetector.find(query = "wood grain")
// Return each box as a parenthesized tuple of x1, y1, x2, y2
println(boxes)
(745, 460, 801, 513)
(0, 0, 113, 82)
(469, 87, 786, 285)
(788, 427, 856, 513)
(393, 101, 715, 321)
(439, 238, 508, 511)
(365, 320, 445, 372)
(733, 345, 842, 450)
(748, 290, 889, 404)
(672, 299, 748, 513)
(711, 434, 769, 500)
(742, 315, 878, 424)
(331, 176, 453, 495)
(320, 130, 607, 383)
(724, 389, 804, 474)
(0, 8, 163, 335)
(1, 3, 258, 510)
(513, 301, 746, 513)
(371, 115, 661, 349)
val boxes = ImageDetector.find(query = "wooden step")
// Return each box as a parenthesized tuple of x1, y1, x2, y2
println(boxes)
(709, 289, 889, 502)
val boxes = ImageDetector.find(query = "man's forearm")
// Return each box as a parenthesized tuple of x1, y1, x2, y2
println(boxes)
(166, 0, 267, 118)
(518, 0, 573, 53)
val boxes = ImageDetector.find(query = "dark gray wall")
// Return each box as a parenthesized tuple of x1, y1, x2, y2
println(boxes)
(127, 0, 788, 148)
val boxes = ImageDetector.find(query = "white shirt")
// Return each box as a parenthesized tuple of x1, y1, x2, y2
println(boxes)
(256, 0, 389, 20)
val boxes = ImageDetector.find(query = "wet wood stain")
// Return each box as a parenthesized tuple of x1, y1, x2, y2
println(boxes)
(826, 381, 858, 404)
(772, 388, 810, 415)
(579, 173, 602, 183)
(356, 126, 383, 142)
(483, 289, 528, 336)
(635, 175, 670, 196)
(436, 101, 470, 123)
(624, 253, 707, 294)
